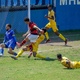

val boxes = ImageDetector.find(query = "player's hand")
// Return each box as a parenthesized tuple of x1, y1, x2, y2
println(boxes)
(16, 42, 21, 48)
(40, 30, 44, 34)
(22, 34, 27, 37)
(45, 15, 48, 18)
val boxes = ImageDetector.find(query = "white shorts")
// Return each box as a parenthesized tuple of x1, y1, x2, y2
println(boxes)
(27, 33, 39, 42)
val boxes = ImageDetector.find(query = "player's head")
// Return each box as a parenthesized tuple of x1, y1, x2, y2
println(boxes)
(47, 4, 52, 11)
(57, 54, 62, 61)
(24, 17, 30, 24)
(6, 24, 11, 31)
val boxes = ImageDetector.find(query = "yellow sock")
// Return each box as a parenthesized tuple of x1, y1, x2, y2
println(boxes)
(16, 49, 24, 58)
(59, 34, 66, 41)
(45, 32, 49, 40)
(36, 53, 46, 59)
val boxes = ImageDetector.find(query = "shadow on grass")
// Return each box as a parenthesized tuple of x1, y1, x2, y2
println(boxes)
(34, 58, 57, 61)
(47, 43, 72, 47)
(63, 68, 74, 70)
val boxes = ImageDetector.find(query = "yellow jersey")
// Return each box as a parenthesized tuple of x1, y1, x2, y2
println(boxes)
(70, 61, 80, 69)
(61, 57, 80, 69)
(48, 10, 55, 22)
(61, 57, 71, 68)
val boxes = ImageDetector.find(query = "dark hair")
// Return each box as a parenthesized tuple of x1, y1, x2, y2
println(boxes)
(47, 4, 53, 8)
(57, 54, 62, 59)
(7, 24, 11, 28)
(24, 17, 30, 22)
(42, 28, 47, 33)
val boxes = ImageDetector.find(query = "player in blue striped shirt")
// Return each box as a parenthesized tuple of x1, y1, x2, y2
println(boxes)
(0, 24, 17, 56)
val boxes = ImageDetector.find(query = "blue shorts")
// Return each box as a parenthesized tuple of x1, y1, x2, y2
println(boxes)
(5, 40, 16, 50)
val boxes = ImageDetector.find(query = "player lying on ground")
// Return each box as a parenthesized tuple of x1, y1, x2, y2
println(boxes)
(17, 17, 44, 48)
(57, 54, 80, 69)
(44, 5, 67, 45)
(11, 33, 51, 60)
(0, 24, 17, 56)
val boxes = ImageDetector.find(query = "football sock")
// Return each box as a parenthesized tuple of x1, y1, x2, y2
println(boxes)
(59, 34, 66, 41)
(28, 52, 33, 58)
(20, 39, 26, 46)
(28, 45, 33, 51)
(36, 53, 46, 59)
(13, 52, 17, 56)
(45, 32, 49, 40)
(16, 49, 24, 58)
(0, 47, 4, 55)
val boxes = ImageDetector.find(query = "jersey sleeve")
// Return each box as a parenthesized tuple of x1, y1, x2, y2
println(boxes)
(11, 30, 17, 42)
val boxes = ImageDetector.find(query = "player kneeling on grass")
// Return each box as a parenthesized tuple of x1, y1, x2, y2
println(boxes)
(57, 54, 80, 69)
(0, 24, 17, 56)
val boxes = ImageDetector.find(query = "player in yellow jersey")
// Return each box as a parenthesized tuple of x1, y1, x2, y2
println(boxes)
(11, 29, 50, 60)
(44, 5, 67, 45)
(57, 54, 80, 69)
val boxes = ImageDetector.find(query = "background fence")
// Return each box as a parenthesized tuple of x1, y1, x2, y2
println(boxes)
(0, 0, 80, 34)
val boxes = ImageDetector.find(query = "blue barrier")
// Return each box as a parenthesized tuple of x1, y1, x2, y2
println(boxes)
(56, 0, 80, 30)
(0, 0, 53, 7)
(0, 9, 48, 33)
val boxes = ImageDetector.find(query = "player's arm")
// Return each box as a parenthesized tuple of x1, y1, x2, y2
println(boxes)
(23, 30, 30, 37)
(45, 15, 54, 20)
(11, 30, 17, 42)
(66, 60, 71, 69)
(33, 25, 44, 34)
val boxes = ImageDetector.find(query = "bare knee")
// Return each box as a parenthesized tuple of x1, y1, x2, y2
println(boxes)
(54, 32, 60, 36)
(0, 43, 5, 48)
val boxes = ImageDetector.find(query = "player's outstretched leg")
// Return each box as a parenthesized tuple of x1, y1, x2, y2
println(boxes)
(11, 49, 24, 60)
(55, 31, 67, 45)
(45, 31, 50, 43)
(16, 37, 29, 48)
(59, 33, 67, 45)
(8, 48, 17, 56)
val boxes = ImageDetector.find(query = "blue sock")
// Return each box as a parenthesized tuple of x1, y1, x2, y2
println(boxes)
(0, 48, 4, 55)
(13, 52, 17, 56)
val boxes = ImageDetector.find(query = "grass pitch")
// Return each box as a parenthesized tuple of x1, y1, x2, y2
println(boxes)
(0, 30, 80, 80)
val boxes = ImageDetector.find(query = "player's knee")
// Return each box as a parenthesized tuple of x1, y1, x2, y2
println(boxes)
(0, 43, 5, 48)
(54, 32, 59, 36)
(22, 48, 27, 51)
(45, 27, 49, 30)
(33, 52, 36, 57)
(42, 28, 47, 33)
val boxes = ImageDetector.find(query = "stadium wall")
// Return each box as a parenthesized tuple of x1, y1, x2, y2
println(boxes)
(0, 9, 48, 33)
(56, 0, 80, 30)
(0, 0, 80, 33)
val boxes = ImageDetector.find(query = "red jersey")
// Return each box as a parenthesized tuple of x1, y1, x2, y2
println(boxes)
(29, 22, 38, 35)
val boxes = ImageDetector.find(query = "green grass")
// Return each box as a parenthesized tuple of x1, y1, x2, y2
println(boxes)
(0, 30, 80, 80)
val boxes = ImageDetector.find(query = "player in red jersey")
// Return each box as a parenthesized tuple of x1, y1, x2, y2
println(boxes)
(17, 17, 43, 48)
